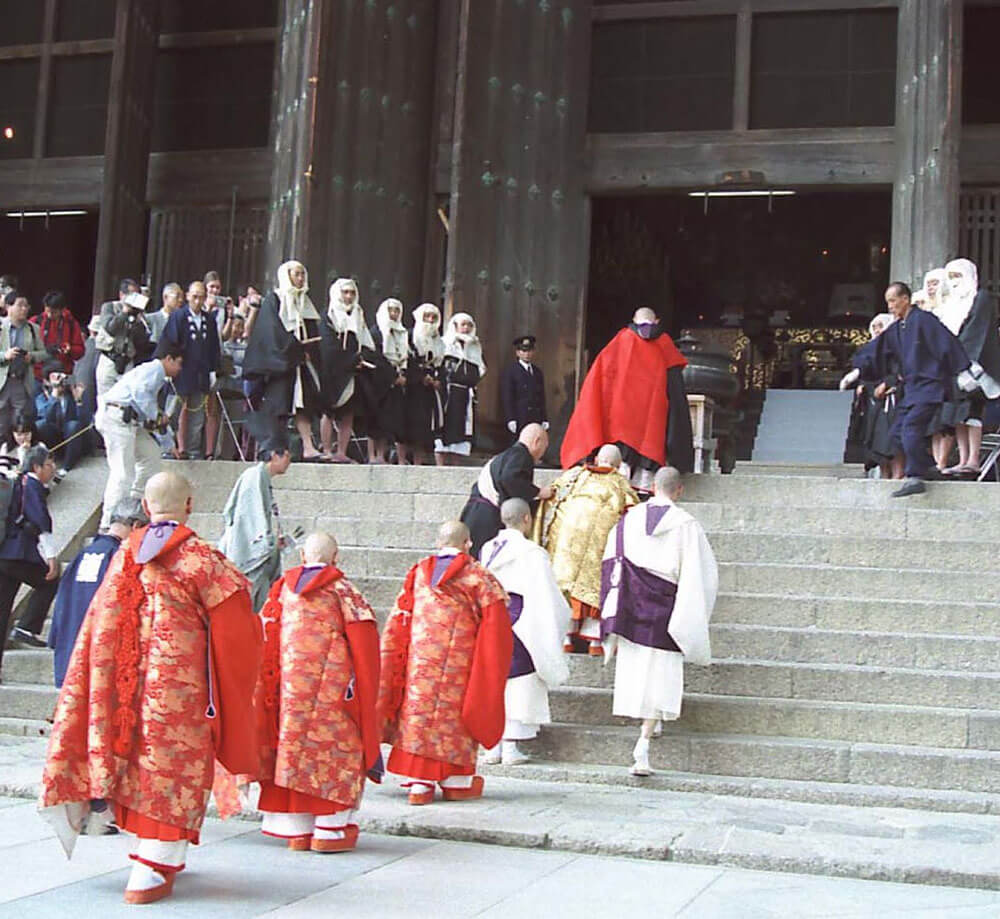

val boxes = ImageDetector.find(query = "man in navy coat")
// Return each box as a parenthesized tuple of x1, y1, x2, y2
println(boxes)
(157, 280, 221, 458)
(500, 335, 548, 442)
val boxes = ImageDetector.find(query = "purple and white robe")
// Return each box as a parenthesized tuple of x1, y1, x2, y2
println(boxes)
(481, 528, 570, 739)
(600, 498, 717, 721)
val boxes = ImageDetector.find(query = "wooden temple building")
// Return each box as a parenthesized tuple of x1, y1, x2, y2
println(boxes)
(1, 0, 999, 444)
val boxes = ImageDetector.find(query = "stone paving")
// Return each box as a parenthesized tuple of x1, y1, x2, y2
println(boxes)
(4, 736, 1000, 891)
(0, 795, 998, 918)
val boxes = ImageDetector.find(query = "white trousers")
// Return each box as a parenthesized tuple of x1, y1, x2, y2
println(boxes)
(97, 406, 160, 530)
(96, 354, 123, 398)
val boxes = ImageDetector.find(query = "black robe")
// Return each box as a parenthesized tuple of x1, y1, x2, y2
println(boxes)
(941, 291, 1000, 427)
(439, 355, 482, 446)
(404, 340, 444, 449)
(368, 325, 408, 441)
(318, 320, 394, 426)
(460, 441, 539, 556)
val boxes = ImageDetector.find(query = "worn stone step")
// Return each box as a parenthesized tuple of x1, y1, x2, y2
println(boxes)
(479, 759, 1000, 816)
(712, 592, 999, 637)
(564, 656, 1000, 709)
(1, 650, 54, 685)
(719, 562, 1000, 603)
(548, 688, 997, 750)
(0, 685, 56, 722)
(530, 724, 1000, 793)
(710, 624, 1000, 672)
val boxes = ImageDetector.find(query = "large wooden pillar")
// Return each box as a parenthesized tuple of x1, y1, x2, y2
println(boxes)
(266, 0, 325, 275)
(93, 0, 160, 308)
(445, 0, 592, 445)
(267, 0, 438, 303)
(890, 0, 962, 289)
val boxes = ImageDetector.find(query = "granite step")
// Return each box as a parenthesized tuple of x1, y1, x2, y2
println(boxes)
(529, 724, 1000, 793)
(548, 688, 998, 749)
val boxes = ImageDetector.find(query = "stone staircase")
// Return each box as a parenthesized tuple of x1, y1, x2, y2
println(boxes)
(751, 389, 855, 463)
(4, 461, 1000, 815)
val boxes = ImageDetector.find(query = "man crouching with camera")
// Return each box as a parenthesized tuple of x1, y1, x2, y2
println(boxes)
(95, 346, 185, 533)
(0, 292, 47, 448)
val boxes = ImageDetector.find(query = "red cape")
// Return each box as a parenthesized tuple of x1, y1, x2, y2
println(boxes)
(560, 328, 687, 468)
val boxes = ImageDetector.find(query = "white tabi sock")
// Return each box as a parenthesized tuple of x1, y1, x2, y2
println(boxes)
(501, 741, 530, 765)
(439, 773, 475, 789)
(632, 736, 650, 761)
(314, 810, 355, 841)
(483, 744, 502, 764)
(126, 862, 169, 893)
(262, 812, 314, 839)
(579, 617, 602, 641)
(406, 781, 435, 795)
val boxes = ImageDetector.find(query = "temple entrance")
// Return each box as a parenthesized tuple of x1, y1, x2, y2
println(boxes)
(0, 209, 99, 320)
(585, 190, 892, 389)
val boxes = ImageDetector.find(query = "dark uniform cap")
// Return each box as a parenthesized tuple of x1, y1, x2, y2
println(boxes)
(513, 335, 536, 350)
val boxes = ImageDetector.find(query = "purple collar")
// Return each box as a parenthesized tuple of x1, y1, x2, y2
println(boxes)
(645, 503, 671, 536)
(136, 521, 180, 564)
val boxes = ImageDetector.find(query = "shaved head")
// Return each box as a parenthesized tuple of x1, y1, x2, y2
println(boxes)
(302, 531, 338, 565)
(633, 307, 658, 325)
(436, 520, 471, 551)
(653, 465, 683, 499)
(518, 422, 549, 460)
(500, 497, 532, 531)
(596, 443, 622, 468)
(142, 471, 192, 522)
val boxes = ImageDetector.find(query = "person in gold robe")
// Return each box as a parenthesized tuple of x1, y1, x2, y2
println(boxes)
(532, 443, 638, 656)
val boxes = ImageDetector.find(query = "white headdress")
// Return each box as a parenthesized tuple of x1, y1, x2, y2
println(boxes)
(921, 268, 949, 316)
(443, 312, 486, 374)
(868, 312, 894, 338)
(275, 260, 320, 336)
(327, 277, 375, 350)
(376, 298, 409, 371)
(940, 259, 979, 335)
(411, 303, 445, 366)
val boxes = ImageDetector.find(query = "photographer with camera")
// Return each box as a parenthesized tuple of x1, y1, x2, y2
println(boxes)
(31, 290, 85, 379)
(95, 278, 153, 397)
(95, 345, 184, 532)
(35, 362, 91, 477)
(0, 445, 60, 671)
(0, 292, 47, 447)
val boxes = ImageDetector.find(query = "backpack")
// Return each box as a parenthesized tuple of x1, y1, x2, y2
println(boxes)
(0, 466, 17, 544)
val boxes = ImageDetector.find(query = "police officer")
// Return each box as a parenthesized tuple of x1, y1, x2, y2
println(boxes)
(500, 335, 548, 440)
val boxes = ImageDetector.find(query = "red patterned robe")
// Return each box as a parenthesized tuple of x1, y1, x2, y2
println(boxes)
(377, 553, 511, 780)
(255, 565, 381, 816)
(40, 525, 261, 846)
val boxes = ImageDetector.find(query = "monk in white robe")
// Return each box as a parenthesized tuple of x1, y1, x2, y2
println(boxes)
(601, 466, 717, 776)
(481, 498, 570, 765)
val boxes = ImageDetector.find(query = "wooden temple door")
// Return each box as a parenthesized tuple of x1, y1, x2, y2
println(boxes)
(93, 0, 160, 308)
(445, 0, 592, 441)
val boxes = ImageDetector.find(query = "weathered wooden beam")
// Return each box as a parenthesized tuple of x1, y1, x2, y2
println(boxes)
(890, 0, 962, 287)
(0, 38, 118, 59)
(586, 127, 896, 192)
(157, 27, 278, 50)
(31, 0, 58, 159)
(732, 2, 752, 132)
(147, 149, 272, 204)
(0, 157, 104, 208)
(594, 0, 897, 21)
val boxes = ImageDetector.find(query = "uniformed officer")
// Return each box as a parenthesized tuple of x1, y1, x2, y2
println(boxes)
(500, 334, 548, 439)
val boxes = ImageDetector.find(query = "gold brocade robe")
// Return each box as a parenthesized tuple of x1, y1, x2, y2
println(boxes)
(532, 466, 639, 609)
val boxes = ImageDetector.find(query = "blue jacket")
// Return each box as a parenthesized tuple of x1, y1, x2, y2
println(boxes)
(48, 533, 121, 687)
(0, 474, 52, 567)
(158, 305, 220, 396)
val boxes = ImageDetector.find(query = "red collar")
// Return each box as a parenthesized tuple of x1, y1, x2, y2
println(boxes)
(283, 564, 344, 595)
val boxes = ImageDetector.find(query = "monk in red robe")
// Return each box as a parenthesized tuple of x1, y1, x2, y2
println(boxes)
(560, 307, 694, 491)
(255, 531, 381, 853)
(39, 471, 261, 905)
(378, 520, 511, 804)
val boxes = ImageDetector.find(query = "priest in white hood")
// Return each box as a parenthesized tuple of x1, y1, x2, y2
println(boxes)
(404, 303, 446, 465)
(601, 466, 718, 777)
(435, 312, 486, 465)
(938, 259, 1000, 476)
(319, 278, 378, 463)
(481, 498, 570, 765)
(369, 298, 411, 464)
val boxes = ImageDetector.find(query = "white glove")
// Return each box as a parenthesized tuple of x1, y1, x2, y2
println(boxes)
(602, 633, 618, 664)
(507, 421, 516, 433)
(542, 421, 550, 431)
(839, 368, 860, 391)
(209, 371, 218, 389)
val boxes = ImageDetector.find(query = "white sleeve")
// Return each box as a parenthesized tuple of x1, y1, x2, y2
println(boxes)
(668, 521, 718, 666)
(37, 531, 57, 561)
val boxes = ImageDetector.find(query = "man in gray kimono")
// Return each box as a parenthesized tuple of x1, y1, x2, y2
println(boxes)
(218, 428, 292, 610)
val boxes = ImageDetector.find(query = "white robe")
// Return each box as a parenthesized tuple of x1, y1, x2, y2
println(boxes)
(601, 498, 718, 720)
(481, 528, 570, 735)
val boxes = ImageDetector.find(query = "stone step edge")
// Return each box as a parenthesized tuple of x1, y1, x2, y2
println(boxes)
(477, 760, 1000, 816)
(713, 622, 1000, 645)
(540, 723, 1000, 761)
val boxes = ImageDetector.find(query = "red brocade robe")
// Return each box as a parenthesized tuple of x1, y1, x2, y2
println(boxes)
(40, 525, 260, 845)
(560, 327, 688, 469)
(378, 553, 511, 779)
(255, 566, 381, 814)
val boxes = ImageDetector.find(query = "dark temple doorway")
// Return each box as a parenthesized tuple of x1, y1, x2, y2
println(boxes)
(0, 209, 100, 322)
(585, 190, 893, 369)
